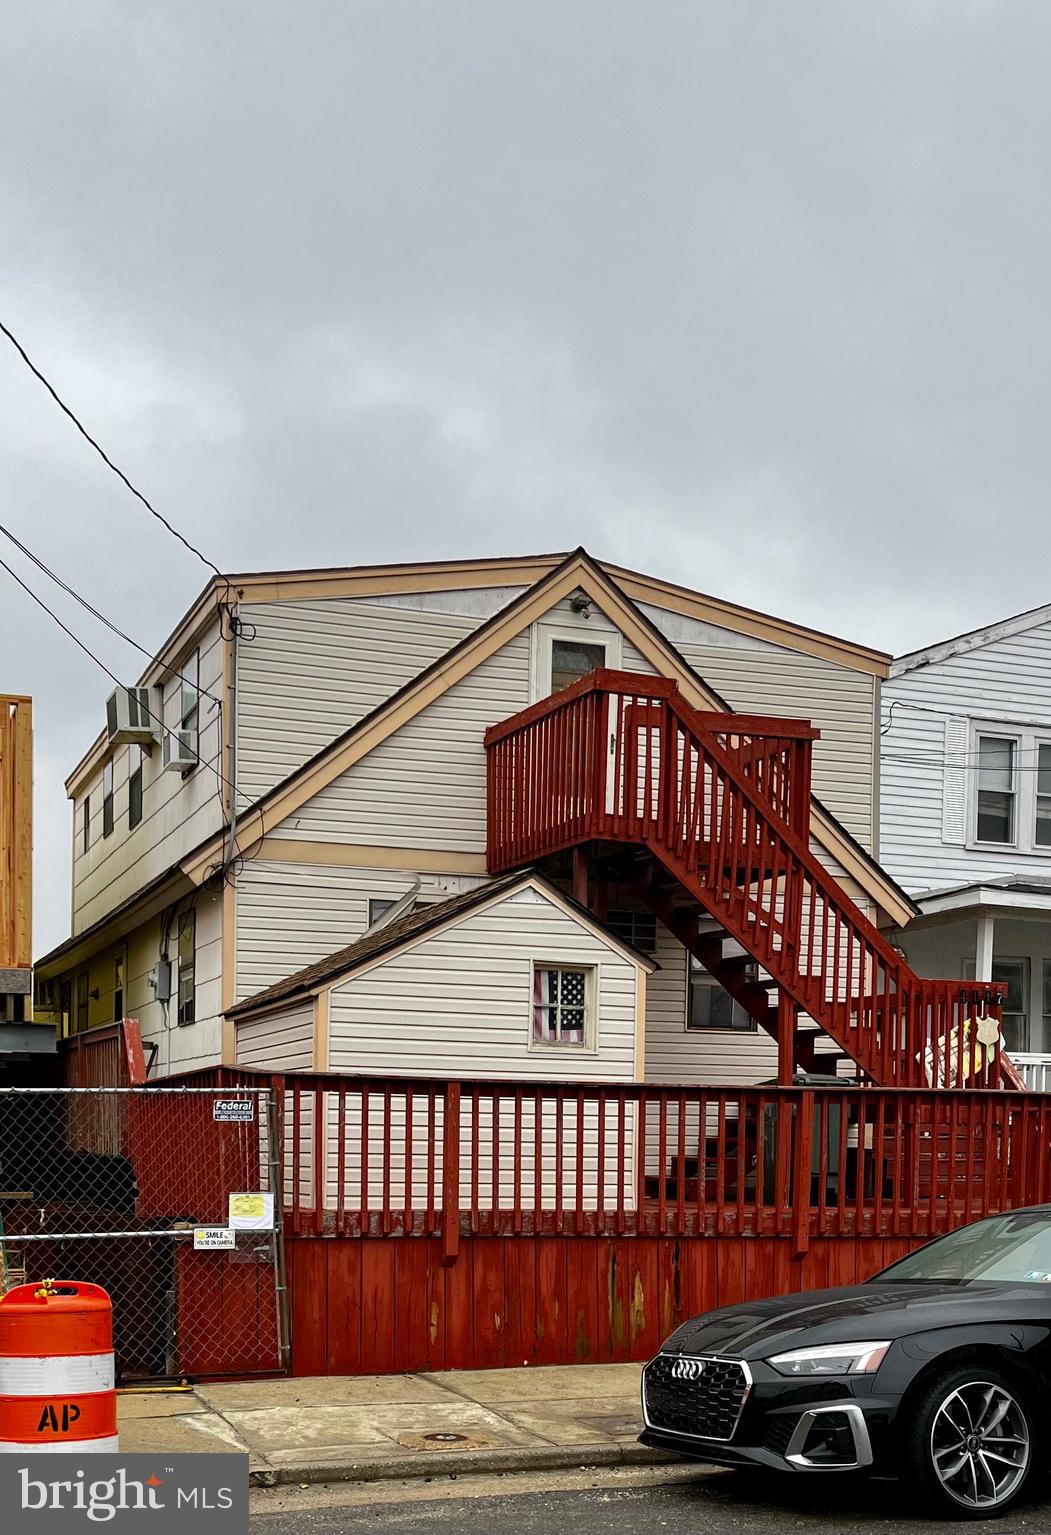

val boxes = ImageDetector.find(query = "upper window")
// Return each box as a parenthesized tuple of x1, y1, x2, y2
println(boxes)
(102, 759, 114, 839)
(533, 622, 622, 701)
(550, 638, 608, 693)
(532, 964, 593, 1047)
(975, 735, 1016, 844)
(82, 795, 90, 855)
(686, 956, 755, 1032)
(128, 747, 144, 830)
(970, 726, 1051, 852)
(177, 909, 196, 1026)
(178, 650, 200, 764)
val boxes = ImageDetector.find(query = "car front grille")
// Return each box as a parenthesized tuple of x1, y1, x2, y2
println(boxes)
(643, 1354, 750, 1441)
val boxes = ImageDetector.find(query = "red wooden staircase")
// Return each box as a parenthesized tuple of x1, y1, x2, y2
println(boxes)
(486, 670, 1021, 1091)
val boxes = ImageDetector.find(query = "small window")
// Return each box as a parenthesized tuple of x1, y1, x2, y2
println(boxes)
(367, 897, 397, 930)
(606, 908, 658, 954)
(177, 909, 196, 1026)
(975, 735, 1016, 844)
(532, 965, 592, 1046)
(102, 759, 114, 839)
(178, 649, 200, 765)
(1037, 745, 1051, 849)
(128, 747, 144, 830)
(686, 957, 755, 1031)
(113, 950, 125, 1023)
(550, 638, 607, 693)
(75, 971, 89, 1033)
(82, 795, 90, 855)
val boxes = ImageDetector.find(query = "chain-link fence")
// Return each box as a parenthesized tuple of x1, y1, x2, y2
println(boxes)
(0, 1087, 287, 1382)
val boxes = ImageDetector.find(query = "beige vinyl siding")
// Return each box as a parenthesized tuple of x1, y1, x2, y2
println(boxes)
(235, 592, 522, 803)
(236, 999, 314, 1071)
(327, 885, 638, 1080)
(72, 619, 226, 934)
(272, 633, 531, 852)
(234, 857, 487, 1000)
(644, 920, 780, 1087)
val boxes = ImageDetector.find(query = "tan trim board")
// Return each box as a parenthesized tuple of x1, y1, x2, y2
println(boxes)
(229, 555, 563, 605)
(635, 968, 647, 1082)
(608, 566, 890, 677)
(313, 989, 330, 1071)
(254, 838, 489, 874)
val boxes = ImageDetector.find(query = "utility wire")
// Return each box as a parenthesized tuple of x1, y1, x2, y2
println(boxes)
(0, 317, 224, 582)
(0, 519, 224, 707)
(0, 551, 264, 873)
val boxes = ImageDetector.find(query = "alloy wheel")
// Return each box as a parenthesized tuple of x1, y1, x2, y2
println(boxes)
(930, 1380, 1030, 1510)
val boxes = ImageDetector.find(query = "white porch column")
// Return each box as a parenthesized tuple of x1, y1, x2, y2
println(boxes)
(975, 912, 995, 983)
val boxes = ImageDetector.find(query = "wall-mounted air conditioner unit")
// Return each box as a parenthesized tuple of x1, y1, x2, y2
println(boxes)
(162, 729, 197, 773)
(106, 686, 158, 747)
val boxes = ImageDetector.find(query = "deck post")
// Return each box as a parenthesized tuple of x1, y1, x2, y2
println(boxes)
(441, 1082, 461, 1266)
(777, 991, 796, 1086)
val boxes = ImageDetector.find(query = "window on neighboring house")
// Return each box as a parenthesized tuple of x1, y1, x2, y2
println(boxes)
(1042, 962, 1051, 1056)
(82, 795, 90, 855)
(686, 956, 755, 1031)
(975, 735, 1016, 844)
(59, 978, 72, 1040)
(112, 950, 126, 1023)
(532, 965, 592, 1046)
(368, 897, 397, 929)
(178, 650, 200, 765)
(966, 957, 1028, 1054)
(102, 759, 114, 839)
(128, 747, 144, 830)
(75, 971, 89, 1033)
(550, 637, 607, 694)
(177, 909, 196, 1026)
(1037, 745, 1051, 849)
(606, 908, 658, 954)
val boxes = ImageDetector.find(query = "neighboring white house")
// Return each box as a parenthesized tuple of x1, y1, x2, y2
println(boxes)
(881, 601, 1051, 1088)
(34, 548, 914, 1089)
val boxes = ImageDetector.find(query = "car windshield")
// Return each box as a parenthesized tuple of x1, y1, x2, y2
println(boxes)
(871, 1211, 1051, 1286)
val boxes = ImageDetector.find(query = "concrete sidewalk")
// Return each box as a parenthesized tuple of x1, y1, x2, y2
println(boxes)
(118, 1363, 671, 1486)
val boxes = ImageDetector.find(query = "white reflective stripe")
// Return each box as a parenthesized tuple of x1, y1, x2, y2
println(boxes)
(0, 1435, 119, 1454)
(0, 1353, 114, 1396)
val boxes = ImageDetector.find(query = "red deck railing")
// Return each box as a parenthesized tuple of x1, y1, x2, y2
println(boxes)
(204, 1070, 1051, 1258)
(485, 672, 1016, 1091)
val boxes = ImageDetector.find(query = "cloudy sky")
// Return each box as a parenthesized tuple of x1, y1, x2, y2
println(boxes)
(3, 2, 1050, 952)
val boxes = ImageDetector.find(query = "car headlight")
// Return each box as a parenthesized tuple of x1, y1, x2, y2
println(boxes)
(767, 1341, 890, 1376)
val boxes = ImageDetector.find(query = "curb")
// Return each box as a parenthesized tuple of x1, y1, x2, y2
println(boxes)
(250, 1441, 677, 1489)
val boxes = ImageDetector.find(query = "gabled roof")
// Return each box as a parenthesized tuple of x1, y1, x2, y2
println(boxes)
(179, 547, 916, 925)
(892, 599, 1051, 677)
(226, 869, 657, 1019)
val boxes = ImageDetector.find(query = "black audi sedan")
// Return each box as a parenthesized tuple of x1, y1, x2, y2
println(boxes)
(640, 1208, 1051, 1518)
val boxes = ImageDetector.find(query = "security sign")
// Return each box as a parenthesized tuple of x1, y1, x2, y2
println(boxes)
(212, 1099, 255, 1123)
(193, 1227, 236, 1251)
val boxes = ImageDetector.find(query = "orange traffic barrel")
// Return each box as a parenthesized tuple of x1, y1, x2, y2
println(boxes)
(0, 1281, 118, 1453)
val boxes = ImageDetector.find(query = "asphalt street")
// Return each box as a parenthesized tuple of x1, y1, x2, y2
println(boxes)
(250, 1463, 1051, 1534)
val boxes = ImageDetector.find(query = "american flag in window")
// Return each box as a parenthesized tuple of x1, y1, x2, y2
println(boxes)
(533, 967, 588, 1045)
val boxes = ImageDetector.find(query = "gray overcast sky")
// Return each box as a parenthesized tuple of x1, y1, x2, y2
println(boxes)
(3, 1, 1050, 953)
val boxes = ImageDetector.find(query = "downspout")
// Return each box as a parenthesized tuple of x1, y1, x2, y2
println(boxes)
(226, 610, 239, 867)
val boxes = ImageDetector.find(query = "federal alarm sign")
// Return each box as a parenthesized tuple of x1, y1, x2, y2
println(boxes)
(213, 1099, 255, 1123)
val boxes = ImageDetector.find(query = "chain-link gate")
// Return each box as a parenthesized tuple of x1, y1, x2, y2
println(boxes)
(0, 1087, 288, 1382)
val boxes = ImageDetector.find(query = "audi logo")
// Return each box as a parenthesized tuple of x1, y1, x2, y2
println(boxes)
(670, 1356, 706, 1382)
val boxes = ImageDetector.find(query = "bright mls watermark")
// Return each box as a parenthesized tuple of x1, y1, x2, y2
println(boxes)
(2, 1453, 247, 1530)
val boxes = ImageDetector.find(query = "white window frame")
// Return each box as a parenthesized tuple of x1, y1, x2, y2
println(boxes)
(176, 908, 196, 1027)
(964, 955, 1029, 1054)
(968, 723, 1051, 854)
(528, 961, 598, 1052)
(175, 648, 200, 767)
(684, 953, 757, 1034)
(531, 621, 622, 702)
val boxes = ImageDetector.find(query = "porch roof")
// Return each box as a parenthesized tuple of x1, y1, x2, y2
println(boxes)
(912, 877, 1051, 921)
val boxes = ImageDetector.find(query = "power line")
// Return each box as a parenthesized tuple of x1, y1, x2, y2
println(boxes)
(0, 317, 225, 582)
(0, 519, 224, 707)
(0, 551, 263, 875)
